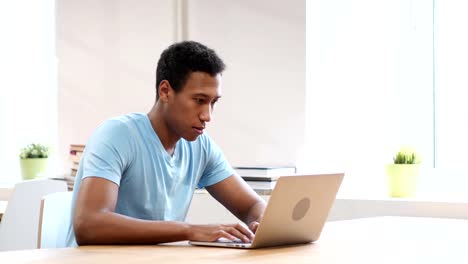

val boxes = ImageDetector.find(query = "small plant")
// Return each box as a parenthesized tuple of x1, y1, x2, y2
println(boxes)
(19, 143, 49, 159)
(393, 147, 420, 164)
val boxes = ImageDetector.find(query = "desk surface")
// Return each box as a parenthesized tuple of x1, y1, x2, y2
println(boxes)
(1, 216, 467, 264)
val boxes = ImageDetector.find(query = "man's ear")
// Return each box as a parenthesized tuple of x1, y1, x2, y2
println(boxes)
(158, 80, 172, 102)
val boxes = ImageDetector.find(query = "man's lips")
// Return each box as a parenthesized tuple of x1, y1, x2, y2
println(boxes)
(193, 126, 204, 134)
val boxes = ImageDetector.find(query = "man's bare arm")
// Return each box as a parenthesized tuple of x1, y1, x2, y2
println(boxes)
(73, 177, 254, 245)
(206, 174, 267, 233)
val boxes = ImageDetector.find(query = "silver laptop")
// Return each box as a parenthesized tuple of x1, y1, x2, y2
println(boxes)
(189, 173, 344, 249)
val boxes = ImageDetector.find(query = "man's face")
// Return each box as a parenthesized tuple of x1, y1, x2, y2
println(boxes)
(164, 71, 222, 141)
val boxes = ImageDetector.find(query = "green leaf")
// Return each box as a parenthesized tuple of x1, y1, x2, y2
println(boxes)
(19, 143, 49, 159)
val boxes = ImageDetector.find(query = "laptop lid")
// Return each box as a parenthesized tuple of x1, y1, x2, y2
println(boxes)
(189, 173, 344, 249)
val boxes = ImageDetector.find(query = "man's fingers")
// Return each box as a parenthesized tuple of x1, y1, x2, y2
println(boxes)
(234, 223, 255, 242)
(227, 227, 251, 243)
(234, 223, 255, 240)
(218, 230, 238, 242)
(217, 229, 249, 243)
(249, 221, 260, 233)
(190, 223, 256, 243)
(219, 224, 253, 242)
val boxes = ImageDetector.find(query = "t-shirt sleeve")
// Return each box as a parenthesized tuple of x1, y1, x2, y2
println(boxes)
(197, 135, 235, 188)
(81, 120, 132, 186)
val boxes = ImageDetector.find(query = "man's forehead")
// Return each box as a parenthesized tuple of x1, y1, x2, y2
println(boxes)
(183, 91, 221, 102)
(192, 92, 222, 98)
(179, 72, 222, 96)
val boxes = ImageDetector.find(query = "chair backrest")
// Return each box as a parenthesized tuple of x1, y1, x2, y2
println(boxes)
(37, 191, 73, 248)
(0, 179, 67, 251)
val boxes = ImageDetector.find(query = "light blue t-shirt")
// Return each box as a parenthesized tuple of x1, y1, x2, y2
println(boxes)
(65, 113, 234, 246)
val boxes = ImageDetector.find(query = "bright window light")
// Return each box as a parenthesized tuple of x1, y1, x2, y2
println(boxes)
(0, 0, 57, 183)
(305, 0, 468, 199)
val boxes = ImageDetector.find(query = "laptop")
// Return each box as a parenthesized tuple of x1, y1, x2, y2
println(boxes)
(189, 173, 344, 249)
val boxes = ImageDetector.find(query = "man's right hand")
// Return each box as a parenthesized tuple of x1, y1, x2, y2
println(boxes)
(187, 223, 254, 243)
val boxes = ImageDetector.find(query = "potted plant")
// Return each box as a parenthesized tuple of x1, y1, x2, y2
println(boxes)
(386, 147, 421, 198)
(19, 143, 50, 180)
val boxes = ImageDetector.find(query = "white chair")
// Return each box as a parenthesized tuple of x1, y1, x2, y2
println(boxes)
(37, 191, 73, 248)
(0, 179, 67, 251)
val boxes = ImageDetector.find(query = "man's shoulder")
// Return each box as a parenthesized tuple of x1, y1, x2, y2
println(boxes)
(97, 113, 146, 131)
(89, 113, 146, 144)
(107, 112, 146, 125)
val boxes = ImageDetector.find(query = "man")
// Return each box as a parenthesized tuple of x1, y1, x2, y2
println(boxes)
(65, 41, 266, 246)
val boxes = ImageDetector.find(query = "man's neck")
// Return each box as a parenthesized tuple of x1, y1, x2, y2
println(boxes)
(147, 104, 179, 156)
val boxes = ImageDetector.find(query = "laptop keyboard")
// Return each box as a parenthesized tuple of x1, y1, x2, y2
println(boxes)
(217, 238, 249, 244)
(216, 238, 252, 248)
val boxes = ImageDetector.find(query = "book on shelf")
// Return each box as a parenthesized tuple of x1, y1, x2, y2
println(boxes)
(63, 174, 76, 191)
(69, 152, 83, 163)
(71, 162, 79, 171)
(245, 180, 277, 190)
(70, 144, 86, 152)
(49, 175, 75, 191)
(66, 144, 86, 191)
(69, 144, 84, 163)
(234, 166, 296, 181)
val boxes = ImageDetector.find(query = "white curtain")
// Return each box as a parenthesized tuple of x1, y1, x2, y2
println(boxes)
(0, 0, 57, 183)
(434, 0, 468, 169)
(305, 0, 433, 196)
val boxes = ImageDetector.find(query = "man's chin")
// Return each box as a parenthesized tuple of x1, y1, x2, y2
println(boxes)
(182, 134, 200, 142)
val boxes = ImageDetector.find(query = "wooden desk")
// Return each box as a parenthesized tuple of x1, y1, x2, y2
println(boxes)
(0, 201, 7, 221)
(1, 217, 467, 263)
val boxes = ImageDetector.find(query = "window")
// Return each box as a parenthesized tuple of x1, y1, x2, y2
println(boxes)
(434, 1, 468, 170)
(0, 1, 57, 183)
(305, 0, 467, 198)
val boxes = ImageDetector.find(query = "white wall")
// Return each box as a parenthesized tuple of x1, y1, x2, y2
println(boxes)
(187, 0, 306, 168)
(56, 0, 175, 173)
(56, 0, 306, 173)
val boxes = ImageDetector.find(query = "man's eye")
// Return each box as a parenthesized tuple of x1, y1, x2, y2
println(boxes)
(194, 98, 204, 104)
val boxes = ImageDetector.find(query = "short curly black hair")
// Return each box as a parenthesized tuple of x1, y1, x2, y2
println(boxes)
(155, 41, 226, 100)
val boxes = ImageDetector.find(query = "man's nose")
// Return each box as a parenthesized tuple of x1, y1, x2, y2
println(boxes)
(200, 104, 212, 122)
